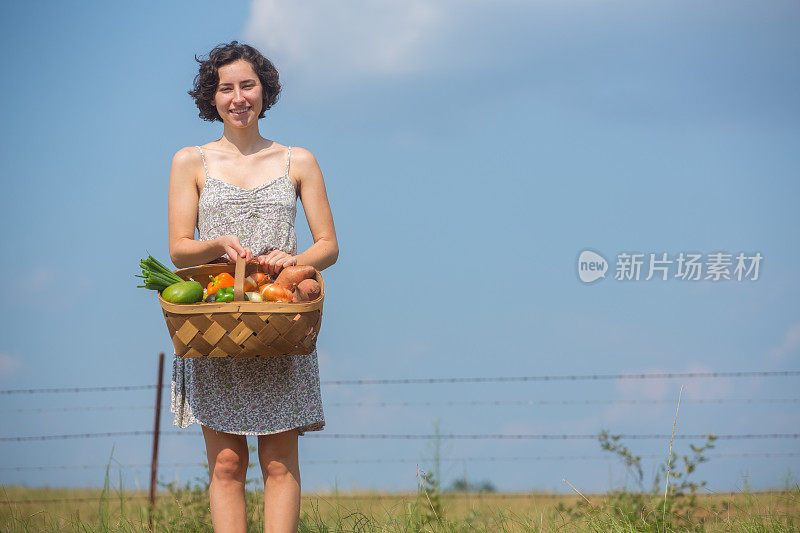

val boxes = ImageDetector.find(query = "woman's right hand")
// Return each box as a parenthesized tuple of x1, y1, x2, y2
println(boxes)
(216, 235, 253, 263)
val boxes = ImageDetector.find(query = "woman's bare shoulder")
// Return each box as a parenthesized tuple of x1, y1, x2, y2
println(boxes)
(170, 146, 204, 186)
(290, 146, 321, 172)
(289, 147, 325, 190)
(172, 145, 203, 163)
(289, 145, 316, 159)
(172, 145, 208, 169)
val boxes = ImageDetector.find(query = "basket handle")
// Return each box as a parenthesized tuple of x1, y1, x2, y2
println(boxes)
(234, 254, 246, 301)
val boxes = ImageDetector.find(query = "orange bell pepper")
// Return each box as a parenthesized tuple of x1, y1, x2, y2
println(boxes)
(206, 272, 235, 295)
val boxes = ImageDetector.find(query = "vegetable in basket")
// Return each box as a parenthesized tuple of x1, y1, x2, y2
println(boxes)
(161, 281, 204, 303)
(136, 253, 203, 304)
(274, 265, 317, 291)
(207, 272, 234, 295)
(136, 254, 183, 291)
(259, 283, 294, 302)
(245, 291, 263, 302)
(215, 286, 235, 302)
(140, 254, 321, 305)
(241, 272, 268, 292)
(293, 278, 321, 302)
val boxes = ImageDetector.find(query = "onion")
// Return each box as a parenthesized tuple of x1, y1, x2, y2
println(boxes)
(259, 283, 294, 302)
(245, 291, 263, 302)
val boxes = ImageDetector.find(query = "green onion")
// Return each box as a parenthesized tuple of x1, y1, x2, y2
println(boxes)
(137, 253, 184, 292)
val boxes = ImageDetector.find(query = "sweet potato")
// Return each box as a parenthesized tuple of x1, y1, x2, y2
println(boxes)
(274, 265, 317, 290)
(292, 279, 321, 302)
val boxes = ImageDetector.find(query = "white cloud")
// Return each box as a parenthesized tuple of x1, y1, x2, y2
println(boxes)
(0, 351, 21, 380)
(244, 0, 441, 80)
(769, 321, 800, 362)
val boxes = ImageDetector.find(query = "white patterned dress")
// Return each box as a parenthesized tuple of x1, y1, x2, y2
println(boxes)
(170, 145, 325, 435)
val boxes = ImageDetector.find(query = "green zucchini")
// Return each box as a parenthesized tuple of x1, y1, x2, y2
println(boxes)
(161, 281, 204, 304)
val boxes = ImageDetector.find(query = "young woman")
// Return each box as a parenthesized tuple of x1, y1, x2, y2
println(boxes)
(168, 41, 338, 532)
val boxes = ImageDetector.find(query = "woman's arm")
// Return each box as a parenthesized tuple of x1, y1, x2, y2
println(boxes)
(292, 147, 339, 271)
(167, 147, 252, 268)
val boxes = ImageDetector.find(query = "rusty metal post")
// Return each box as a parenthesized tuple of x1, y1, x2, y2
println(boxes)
(148, 352, 165, 530)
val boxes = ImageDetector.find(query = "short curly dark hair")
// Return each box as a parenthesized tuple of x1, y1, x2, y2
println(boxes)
(188, 41, 281, 122)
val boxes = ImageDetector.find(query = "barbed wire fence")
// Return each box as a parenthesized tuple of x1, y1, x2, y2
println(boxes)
(1, 356, 798, 506)
(3, 370, 799, 395)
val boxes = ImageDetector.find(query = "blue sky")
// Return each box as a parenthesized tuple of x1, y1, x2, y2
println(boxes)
(1, 1, 799, 493)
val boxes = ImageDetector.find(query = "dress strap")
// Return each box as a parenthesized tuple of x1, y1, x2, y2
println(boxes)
(195, 146, 210, 179)
(285, 146, 292, 176)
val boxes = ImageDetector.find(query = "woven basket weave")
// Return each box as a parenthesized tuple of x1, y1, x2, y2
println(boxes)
(159, 256, 324, 358)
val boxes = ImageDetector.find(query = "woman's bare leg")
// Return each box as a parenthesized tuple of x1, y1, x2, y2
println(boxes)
(257, 429, 300, 533)
(202, 426, 249, 533)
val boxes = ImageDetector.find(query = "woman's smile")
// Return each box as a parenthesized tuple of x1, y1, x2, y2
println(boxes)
(215, 59, 264, 124)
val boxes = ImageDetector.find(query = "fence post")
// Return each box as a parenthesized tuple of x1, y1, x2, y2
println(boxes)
(148, 352, 165, 530)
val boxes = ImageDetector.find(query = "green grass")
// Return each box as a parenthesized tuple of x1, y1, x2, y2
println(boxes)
(1, 485, 798, 532)
(3, 431, 797, 531)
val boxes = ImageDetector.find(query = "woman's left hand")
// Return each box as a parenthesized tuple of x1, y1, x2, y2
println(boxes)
(257, 250, 297, 276)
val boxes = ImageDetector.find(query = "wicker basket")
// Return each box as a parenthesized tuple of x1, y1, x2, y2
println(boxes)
(159, 256, 324, 358)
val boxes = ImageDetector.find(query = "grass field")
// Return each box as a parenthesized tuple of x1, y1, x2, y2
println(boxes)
(3, 433, 797, 530)
(2, 485, 798, 532)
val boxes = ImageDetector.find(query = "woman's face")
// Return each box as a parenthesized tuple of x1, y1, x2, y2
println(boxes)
(212, 59, 264, 126)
